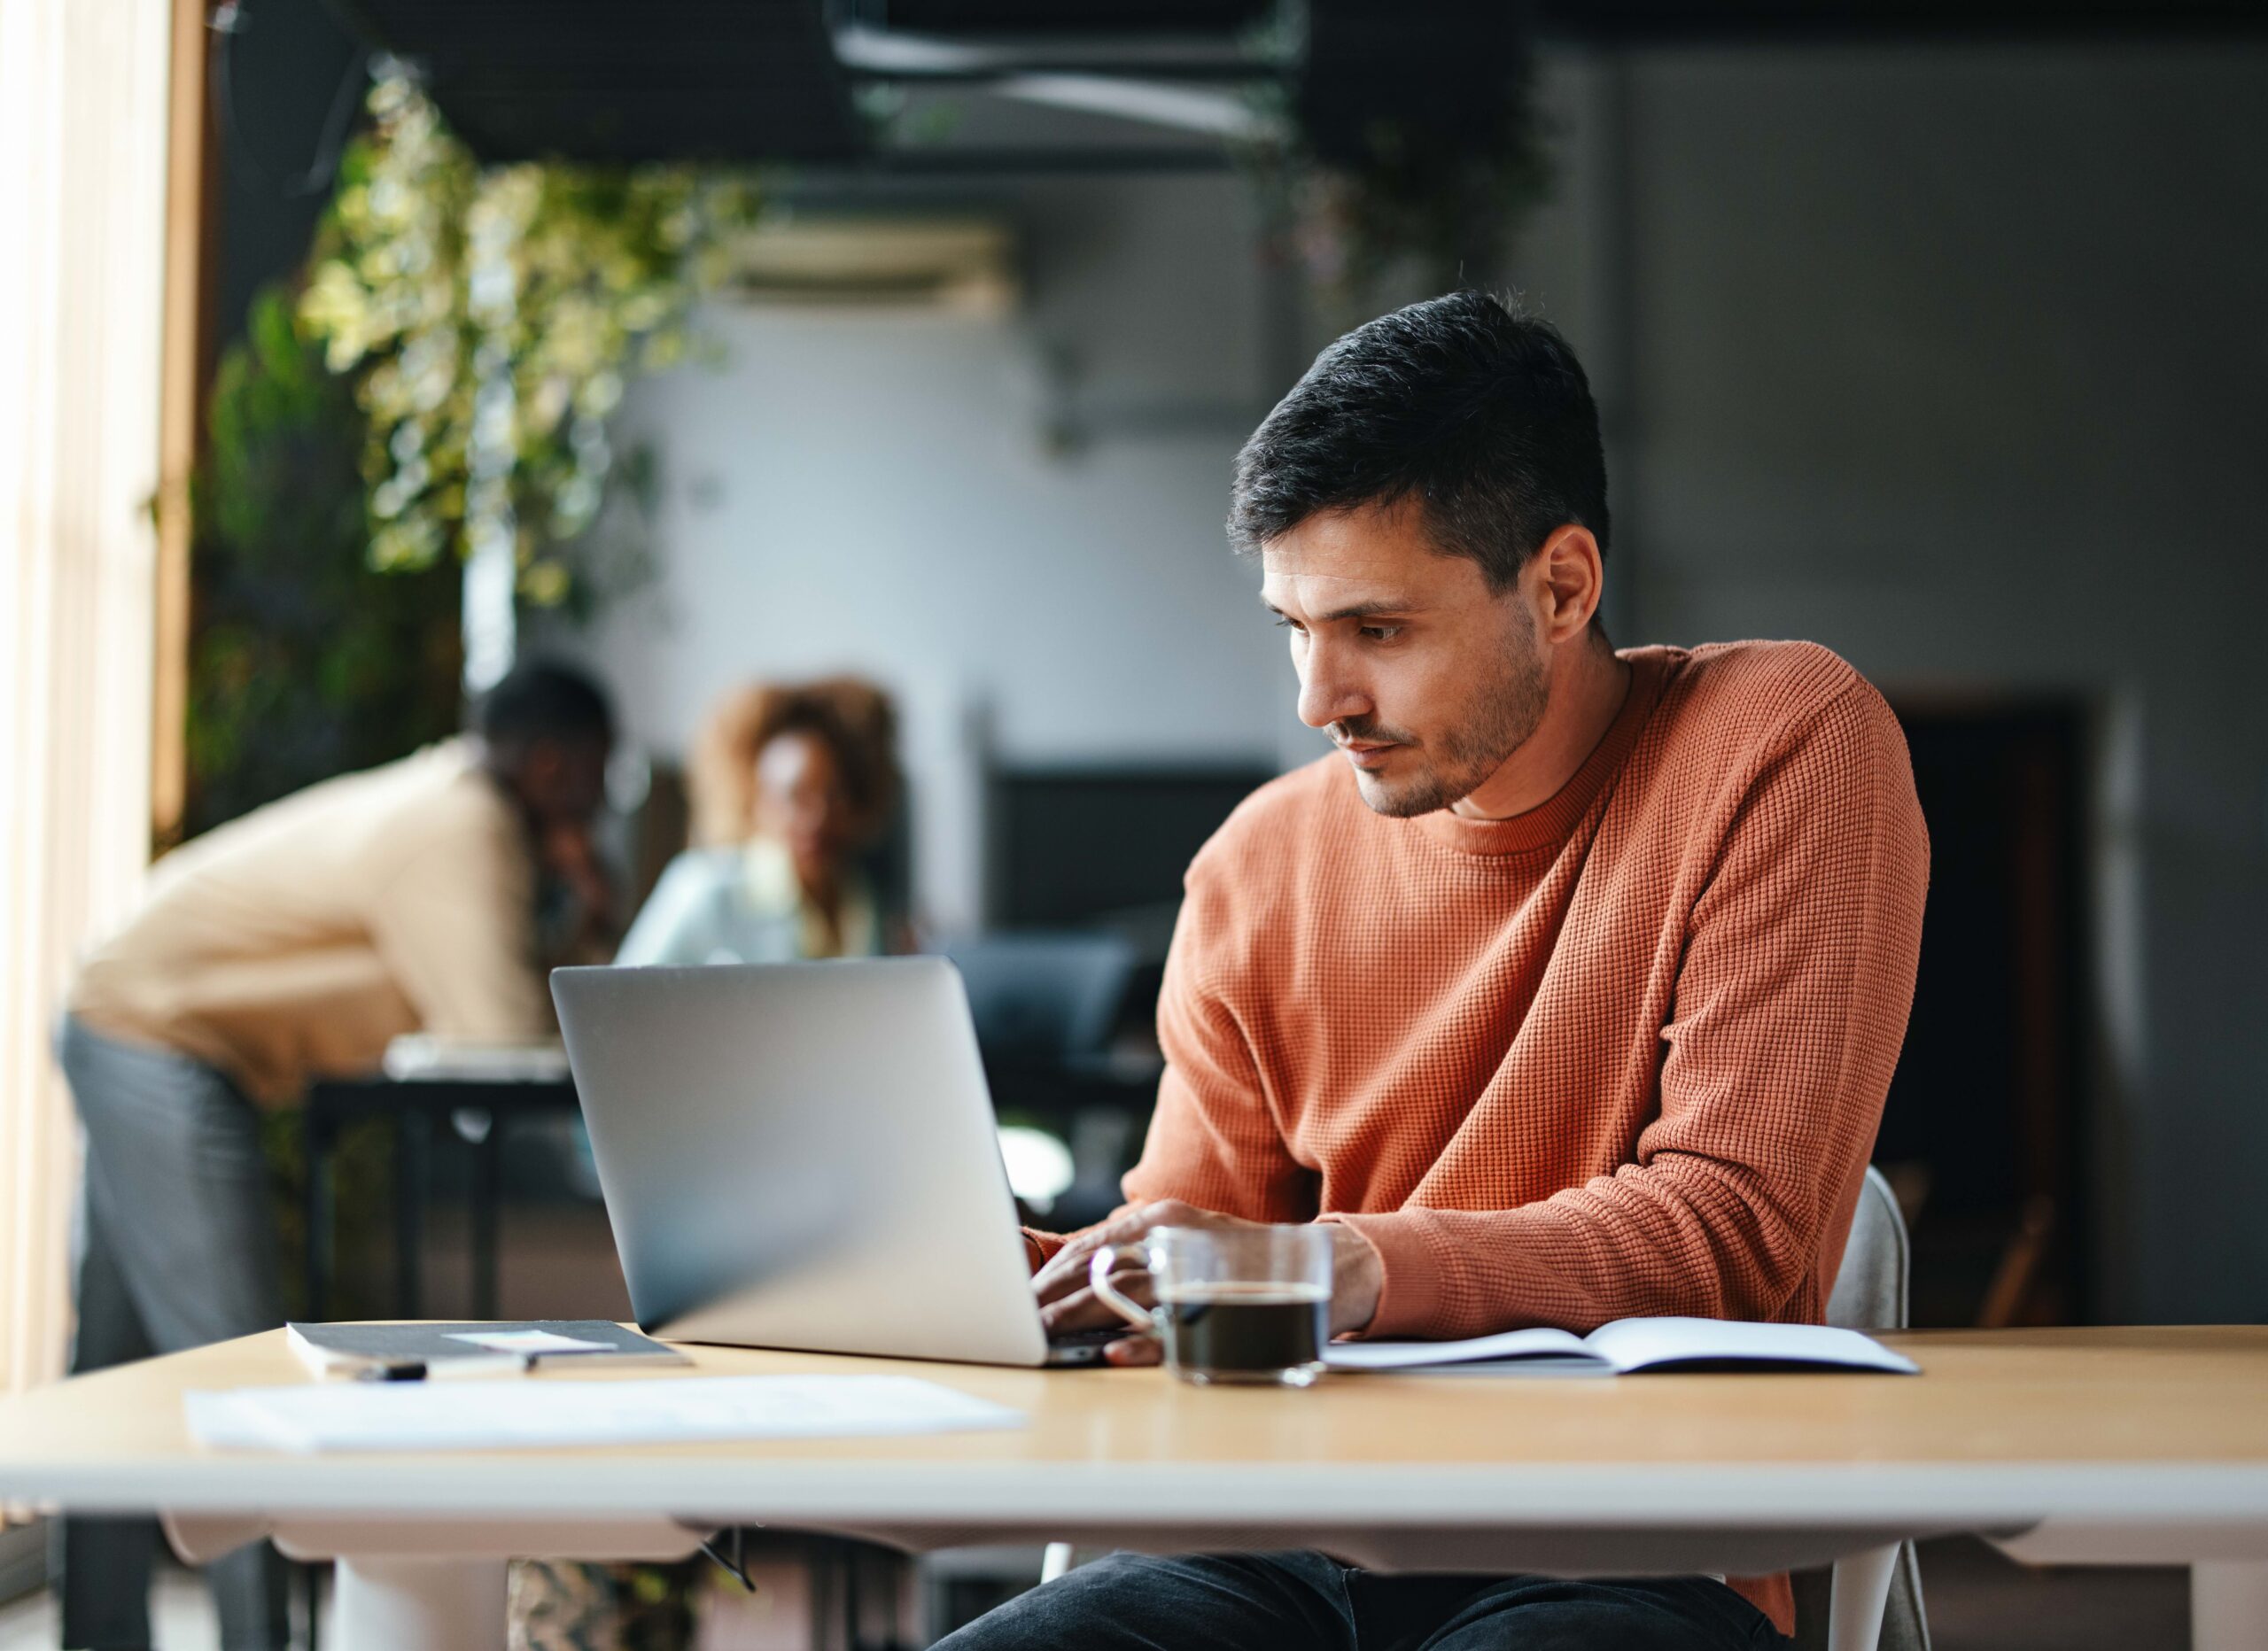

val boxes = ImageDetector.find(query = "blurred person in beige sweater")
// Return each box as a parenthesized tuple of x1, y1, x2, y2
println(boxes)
(53, 658, 614, 1651)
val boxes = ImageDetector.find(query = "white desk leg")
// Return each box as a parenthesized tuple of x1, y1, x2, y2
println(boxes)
(333, 1554, 508, 1651)
(2193, 1562, 2268, 1651)
(1826, 1542, 1897, 1651)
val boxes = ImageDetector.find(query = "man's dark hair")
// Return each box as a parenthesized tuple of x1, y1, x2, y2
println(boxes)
(1230, 291, 1609, 593)
(473, 658, 615, 750)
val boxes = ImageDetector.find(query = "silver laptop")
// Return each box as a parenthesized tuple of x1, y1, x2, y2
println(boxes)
(552, 958, 1106, 1367)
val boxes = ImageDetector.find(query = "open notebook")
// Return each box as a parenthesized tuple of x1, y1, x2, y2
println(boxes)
(288, 1321, 688, 1380)
(1324, 1316, 1919, 1376)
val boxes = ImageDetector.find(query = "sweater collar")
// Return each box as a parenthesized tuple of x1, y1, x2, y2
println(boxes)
(1410, 647, 1674, 858)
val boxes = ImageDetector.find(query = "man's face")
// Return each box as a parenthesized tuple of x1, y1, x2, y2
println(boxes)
(517, 735, 611, 830)
(1262, 501, 1549, 818)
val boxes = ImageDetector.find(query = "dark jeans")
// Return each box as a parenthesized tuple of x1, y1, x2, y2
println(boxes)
(934, 1552, 1790, 1651)
(56, 1017, 291, 1651)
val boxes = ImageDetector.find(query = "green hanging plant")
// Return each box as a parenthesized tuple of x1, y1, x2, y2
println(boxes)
(1236, 15, 1553, 324)
(184, 283, 462, 841)
(1268, 99, 1553, 316)
(299, 66, 764, 608)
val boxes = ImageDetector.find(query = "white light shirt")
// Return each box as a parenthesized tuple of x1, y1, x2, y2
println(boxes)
(615, 837, 879, 966)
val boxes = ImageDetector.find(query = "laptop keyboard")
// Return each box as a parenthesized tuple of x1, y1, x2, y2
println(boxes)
(1047, 1327, 1126, 1349)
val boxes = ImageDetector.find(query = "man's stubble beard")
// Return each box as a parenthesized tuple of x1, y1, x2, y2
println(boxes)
(1348, 614, 1551, 819)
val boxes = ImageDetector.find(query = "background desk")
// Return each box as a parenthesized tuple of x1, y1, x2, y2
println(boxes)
(3, 1327, 2264, 1651)
(301, 1075, 581, 1322)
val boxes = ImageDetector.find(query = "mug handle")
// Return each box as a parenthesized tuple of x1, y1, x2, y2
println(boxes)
(1088, 1243, 1161, 1339)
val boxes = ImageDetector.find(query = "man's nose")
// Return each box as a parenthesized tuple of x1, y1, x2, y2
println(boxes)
(1296, 643, 1371, 731)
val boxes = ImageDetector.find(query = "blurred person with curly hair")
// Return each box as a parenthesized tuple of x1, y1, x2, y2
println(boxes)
(617, 677, 903, 965)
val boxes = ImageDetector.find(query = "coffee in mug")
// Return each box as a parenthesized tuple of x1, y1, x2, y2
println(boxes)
(1090, 1225, 1333, 1386)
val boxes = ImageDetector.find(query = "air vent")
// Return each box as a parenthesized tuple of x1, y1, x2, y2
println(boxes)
(722, 214, 1019, 314)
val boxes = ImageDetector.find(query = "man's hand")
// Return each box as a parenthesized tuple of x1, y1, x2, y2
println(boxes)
(1033, 1199, 1384, 1368)
(540, 822, 613, 919)
(538, 821, 619, 961)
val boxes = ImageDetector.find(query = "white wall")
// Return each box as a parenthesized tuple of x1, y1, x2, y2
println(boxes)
(586, 174, 1304, 934)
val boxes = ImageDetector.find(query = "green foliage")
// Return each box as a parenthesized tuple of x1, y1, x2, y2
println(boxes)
(187, 69, 757, 839)
(184, 284, 462, 838)
(1287, 106, 1554, 314)
(299, 68, 763, 609)
(1238, 19, 1554, 324)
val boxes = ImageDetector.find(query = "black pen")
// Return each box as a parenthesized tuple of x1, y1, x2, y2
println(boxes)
(354, 1353, 533, 1383)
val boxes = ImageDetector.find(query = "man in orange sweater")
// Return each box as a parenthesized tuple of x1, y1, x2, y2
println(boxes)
(942, 293, 1929, 1650)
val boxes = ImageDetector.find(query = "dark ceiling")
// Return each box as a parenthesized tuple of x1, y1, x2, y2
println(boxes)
(318, 0, 2268, 168)
(846, 0, 2262, 35)
(319, 0, 866, 164)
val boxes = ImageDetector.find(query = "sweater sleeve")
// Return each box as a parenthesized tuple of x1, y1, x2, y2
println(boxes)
(1332, 683, 1930, 1339)
(1016, 851, 1317, 1270)
(1121, 841, 1322, 1221)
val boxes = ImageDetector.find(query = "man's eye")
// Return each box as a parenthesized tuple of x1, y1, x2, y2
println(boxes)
(1360, 625, 1402, 641)
(1273, 616, 1305, 635)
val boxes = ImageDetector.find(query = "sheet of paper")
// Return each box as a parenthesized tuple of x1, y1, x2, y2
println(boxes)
(1323, 1327, 1598, 1372)
(380, 1035, 571, 1082)
(185, 1376, 1027, 1454)
(444, 1329, 614, 1354)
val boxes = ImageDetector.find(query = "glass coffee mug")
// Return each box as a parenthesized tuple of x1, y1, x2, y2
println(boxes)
(1088, 1224, 1334, 1386)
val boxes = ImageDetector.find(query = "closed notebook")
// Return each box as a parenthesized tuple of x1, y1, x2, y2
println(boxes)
(287, 1320, 689, 1379)
(1323, 1316, 1919, 1376)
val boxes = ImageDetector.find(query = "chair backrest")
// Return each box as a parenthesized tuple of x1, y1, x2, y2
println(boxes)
(938, 932, 1137, 1062)
(1794, 1164, 1932, 1651)
(1826, 1164, 1909, 1332)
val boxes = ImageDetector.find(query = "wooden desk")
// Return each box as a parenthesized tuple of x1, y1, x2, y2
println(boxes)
(3, 1327, 2264, 1650)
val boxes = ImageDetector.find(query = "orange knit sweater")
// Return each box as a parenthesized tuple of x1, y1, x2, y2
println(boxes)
(1035, 639, 1930, 1636)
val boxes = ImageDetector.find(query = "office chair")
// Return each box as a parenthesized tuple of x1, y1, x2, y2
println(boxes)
(938, 932, 1136, 1063)
(1791, 1163, 1933, 1651)
(1042, 1166, 1933, 1651)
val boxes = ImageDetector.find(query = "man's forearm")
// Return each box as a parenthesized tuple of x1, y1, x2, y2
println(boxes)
(1328, 1163, 1837, 1342)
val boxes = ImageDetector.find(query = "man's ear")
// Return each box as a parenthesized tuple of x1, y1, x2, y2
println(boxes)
(1532, 524, 1604, 645)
